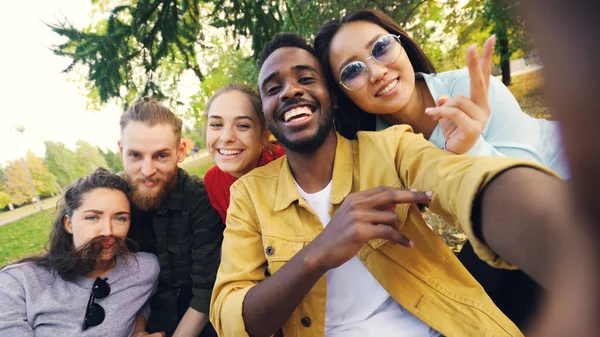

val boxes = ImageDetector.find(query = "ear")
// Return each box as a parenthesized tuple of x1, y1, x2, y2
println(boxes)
(63, 215, 73, 234)
(261, 128, 271, 143)
(117, 140, 124, 161)
(177, 139, 187, 163)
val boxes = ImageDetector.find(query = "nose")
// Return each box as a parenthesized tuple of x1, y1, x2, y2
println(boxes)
(220, 125, 236, 144)
(367, 59, 387, 84)
(279, 81, 304, 102)
(141, 157, 156, 177)
(99, 218, 113, 237)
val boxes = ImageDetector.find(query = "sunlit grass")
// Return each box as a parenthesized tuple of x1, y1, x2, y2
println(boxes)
(0, 209, 54, 267)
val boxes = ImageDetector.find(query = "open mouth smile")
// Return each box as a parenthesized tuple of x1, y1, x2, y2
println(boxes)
(376, 78, 399, 97)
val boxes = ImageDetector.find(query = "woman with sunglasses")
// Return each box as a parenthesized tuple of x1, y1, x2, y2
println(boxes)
(314, 9, 569, 179)
(0, 168, 163, 337)
(314, 9, 567, 330)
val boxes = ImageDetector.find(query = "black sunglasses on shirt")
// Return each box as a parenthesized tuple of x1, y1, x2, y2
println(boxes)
(82, 277, 110, 331)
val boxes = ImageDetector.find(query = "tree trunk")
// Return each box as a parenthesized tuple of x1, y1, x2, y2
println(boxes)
(499, 36, 511, 86)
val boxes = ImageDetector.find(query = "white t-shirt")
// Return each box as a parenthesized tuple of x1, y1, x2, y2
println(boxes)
(295, 180, 440, 337)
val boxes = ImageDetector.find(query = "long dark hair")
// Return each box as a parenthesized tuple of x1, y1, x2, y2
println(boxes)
(11, 167, 137, 281)
(314, 9, 436, 139)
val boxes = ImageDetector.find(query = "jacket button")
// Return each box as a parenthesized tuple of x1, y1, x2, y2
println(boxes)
(266, 246, 274, 256)
(300, 316, 311, 327)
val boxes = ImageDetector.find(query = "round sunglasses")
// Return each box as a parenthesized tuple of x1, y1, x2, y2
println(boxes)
(338, 34, 403, 91)
(82, 277, 110, 331)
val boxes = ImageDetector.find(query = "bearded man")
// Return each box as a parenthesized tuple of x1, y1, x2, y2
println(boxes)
(119, 97, 223, 337)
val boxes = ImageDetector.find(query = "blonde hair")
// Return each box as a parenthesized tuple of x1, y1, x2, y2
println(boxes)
(120, 97, 183, 141)
(204, 83, 266, 132)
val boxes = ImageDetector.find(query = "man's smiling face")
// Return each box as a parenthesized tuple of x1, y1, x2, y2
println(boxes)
(258, 47, 334, 153)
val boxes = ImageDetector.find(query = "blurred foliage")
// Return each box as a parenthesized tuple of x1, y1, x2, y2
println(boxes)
(49, 0, 535, 136)
(76, 140, 110, 173)
(441, 0, 531, 72)
(99, 147, 125, 173)
(45, 140, 111, 188)
(2, 152, 58, 206)
(508, 70, 550, 119)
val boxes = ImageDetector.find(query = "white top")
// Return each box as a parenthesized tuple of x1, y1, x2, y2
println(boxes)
(376, 69, 570, 178)
(295, 180, 440, 337)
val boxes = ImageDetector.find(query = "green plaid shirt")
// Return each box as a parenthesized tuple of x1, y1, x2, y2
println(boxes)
(128, 168, 224, 336)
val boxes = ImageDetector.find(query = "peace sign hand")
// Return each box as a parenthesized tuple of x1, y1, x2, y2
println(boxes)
(425, 35, 496, 154)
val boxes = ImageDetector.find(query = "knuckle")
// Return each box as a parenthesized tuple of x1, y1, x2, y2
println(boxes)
(375, 186, 388, 193)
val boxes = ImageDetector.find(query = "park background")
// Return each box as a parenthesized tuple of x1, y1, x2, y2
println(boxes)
(0, 0, 549, 266)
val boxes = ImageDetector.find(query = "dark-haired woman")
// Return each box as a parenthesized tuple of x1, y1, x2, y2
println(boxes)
(314, 9, 569, 179)
(0, 168, 162, 337)
(313, 9, 565, 329)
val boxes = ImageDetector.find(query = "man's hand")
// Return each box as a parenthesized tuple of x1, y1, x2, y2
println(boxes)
(425, 35, 496, 154)
(172, 307, 208, 337)
(240, 185, 432, 337)
(132, 315, 165, 337)
(306, 186, 432, 271)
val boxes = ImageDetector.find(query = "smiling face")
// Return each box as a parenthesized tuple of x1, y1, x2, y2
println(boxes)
(258, 47, 335, 153)
(206, 90, 267, 178)
(118, 121, 185, 211)
(63, 187, 131, 261)
(329, 20, 417, 118)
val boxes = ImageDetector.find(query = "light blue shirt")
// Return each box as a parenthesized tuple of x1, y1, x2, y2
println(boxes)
(376, 69, 570, 178)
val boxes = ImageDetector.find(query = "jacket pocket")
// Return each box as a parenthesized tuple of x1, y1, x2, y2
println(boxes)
(262, 235, 305, 275)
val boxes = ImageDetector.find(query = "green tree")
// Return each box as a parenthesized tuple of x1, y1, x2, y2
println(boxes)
(49, 0, 205, 106)
(484, 0, 532, 86)
(182, 126, 204, 149)
(0, 191, 10, 210)
(44, 141, 84, 187)
(4, 152, 58, 205)
(75, 140, 109, 173)
(99, 148, 124, 173)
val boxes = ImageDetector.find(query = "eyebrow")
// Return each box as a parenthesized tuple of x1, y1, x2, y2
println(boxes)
(208, 115, 255, 122)
(338, 34, 386, 74)
(292, 65, 318, 72)
(127, 148, 172, 154)
(83, 210, 131, 216)
(260, 71, 279, 91)
(260, 64, 319, 91)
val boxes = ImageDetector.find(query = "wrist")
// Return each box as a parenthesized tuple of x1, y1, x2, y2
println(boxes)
(301, 244, 329, 275)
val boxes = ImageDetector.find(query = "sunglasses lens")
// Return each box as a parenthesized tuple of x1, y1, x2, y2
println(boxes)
(92, 277, 110, 298)
(84, 303, 105, 329)
(341, 62, 368, 90)
(373, 35, 401, 65)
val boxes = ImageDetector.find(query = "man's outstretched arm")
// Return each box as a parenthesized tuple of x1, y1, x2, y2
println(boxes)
(475, 166, 572, 288)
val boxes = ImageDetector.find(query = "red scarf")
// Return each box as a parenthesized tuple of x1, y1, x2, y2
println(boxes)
(204, 143, 286, 224)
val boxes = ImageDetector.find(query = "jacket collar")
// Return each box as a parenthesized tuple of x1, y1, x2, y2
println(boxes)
(274, 133, 354, 211)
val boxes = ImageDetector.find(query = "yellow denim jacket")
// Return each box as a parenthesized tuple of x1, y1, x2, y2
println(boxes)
(211, 125, 554, 337)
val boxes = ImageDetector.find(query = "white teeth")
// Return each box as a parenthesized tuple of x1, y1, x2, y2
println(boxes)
(376, 79, 398, 96)
(283, 106, 313, 122)
(218, 149, 241, 156)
